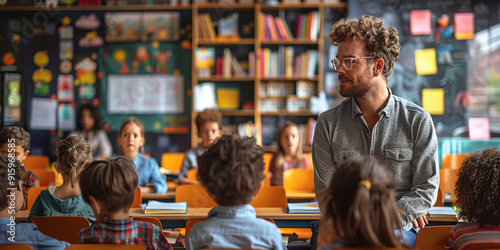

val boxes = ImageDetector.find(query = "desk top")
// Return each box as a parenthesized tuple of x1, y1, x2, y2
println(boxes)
(14, 207, 457, 222)
(141, 191, 316, 201)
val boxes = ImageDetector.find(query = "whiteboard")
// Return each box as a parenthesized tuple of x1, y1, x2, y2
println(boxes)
(107, 74, 184, 114)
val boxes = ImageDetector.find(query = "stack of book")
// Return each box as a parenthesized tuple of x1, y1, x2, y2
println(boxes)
(287, 201, 320, 214)
(143, 201, 188, 214)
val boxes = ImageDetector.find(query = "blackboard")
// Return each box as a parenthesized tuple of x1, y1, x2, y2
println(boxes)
(346, 0, 500, 137)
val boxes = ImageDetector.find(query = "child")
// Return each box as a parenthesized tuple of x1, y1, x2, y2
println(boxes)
(116, 117, 166, 193)
(269, 121, 309, 186)
(0, 126, 40, 210)
(318, 156, 408, 249)
(0, 154, 70, 249)
(178, 109, 222, 185)
(448, 148, 500, 249)
(69, 104, 112, 160)
(78, 157, 173, 250)
(185, 133, 286, 250)
(27, 136, 95, 224)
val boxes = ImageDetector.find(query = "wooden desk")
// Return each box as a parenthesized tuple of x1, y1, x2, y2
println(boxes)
(142, 190, 316, 202)
(142, 190, 176, 201)
(286, 191, 316, 200)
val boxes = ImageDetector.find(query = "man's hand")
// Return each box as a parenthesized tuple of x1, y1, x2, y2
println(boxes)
(412, 215, 428, 229)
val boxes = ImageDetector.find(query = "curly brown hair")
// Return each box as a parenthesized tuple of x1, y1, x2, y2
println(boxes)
(0, 154, 23, 210)
(196, 109, 222, 131)
(319, 156, 407, 248)
(329, 15, 400, 82)
(80, 157, 138, 213)
(0, 126, 30, 150)
(455, 148, 500, 226)
(55, 136, 92, 188)
(197, 133, 265, 206)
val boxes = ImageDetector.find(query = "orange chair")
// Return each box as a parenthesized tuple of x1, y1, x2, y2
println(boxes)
(175, 184, 216, 207)
(65, 245, 146, 250)
(133, 216, 162, 228)
(303, 152, 313, 168)
(186, 168, 198, 182)
(27, 186, 48, 210)
(250, 186, 287, 208)
(185, 218, 276, 237)
(283, 168, 315, 193)
(161, 152, 184, 173)
(30, 169, 56, 186)
(263, 152, 273, 173)
(468, 244, 500, 250)
(30, 216, 90, 244)
(434, 187, 444, 206)
(131, 186, 142, 209)
(440, 168, 459, 201)
(441, 153, 470, 170)
(415, 225, 454, 250)
(0, 245, 33, 250)
(23, 155, 50, 170)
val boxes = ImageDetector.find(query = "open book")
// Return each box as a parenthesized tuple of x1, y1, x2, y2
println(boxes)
(144, 201, 187, 214)
(427, 206, 457, 217)
(287, 201, 320, 214)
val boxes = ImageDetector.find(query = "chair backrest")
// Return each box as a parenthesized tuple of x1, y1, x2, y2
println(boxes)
(133, 216, 162, 229)
(31, 216, 90, 244)
(441, 153, 470, 170)
(131, 186, 142, 209)
(65, 244, 146, 250)
(27, 186, 48, 210)
(29, 169, 56, 186)
(434, 186, 444, 206)
(468, 244, 500, 250)
(283, 168, 315, 193)
(263, 152, 273, 173)
(185, 218, 208, 236)
(23, 155, 50, 170)
(415, 225, 454, 250)
(0, 245, 33, 250)
(187, 168, 198, 182)
(161, 152, 184, 173)
(303, 152, 313, 168)
(250, 186, 287, 208)
(439, 168, 459, 201)
(175, 184, 216, 207)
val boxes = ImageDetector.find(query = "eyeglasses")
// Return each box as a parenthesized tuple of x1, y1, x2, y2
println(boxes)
(331, 57, 375, 71)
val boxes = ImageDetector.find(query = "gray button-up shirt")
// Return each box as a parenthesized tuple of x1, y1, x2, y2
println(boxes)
(312, 88, 439, 230)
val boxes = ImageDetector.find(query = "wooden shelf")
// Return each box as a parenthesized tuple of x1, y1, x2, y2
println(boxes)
(0, 4, 192, 10)
(261, 76, 319, 81)
(323, 2, 348, 8)
(197, 2, 256, 10)
(220, 110, 255, 116)
(261, 39, 319, 45)
(198, 38, 255, 45)
(197, 76, 255, 81)
(261, 110, 315, 116)
(261, 2, 319, 10)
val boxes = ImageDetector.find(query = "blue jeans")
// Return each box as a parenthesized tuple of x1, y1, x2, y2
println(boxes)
(310, 220, 319, 250)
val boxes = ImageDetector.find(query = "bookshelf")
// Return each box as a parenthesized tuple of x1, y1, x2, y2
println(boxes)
(191, 1, 346, 150)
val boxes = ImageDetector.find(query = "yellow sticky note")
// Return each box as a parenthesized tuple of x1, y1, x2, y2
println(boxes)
(415, 48, 437, 75)
(217, 88, 239, 110)
(455, 13, 474, 40)
(422, 88, 444, 115)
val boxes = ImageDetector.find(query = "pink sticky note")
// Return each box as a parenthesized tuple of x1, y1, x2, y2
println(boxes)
(410, 10, 432, 35)
(455, 13, 475, 40)
(468, 117, 490, 140)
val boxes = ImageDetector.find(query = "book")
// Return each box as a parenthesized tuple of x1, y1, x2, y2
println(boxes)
(144, 201, 187, 214)
(427, 206, 457, 217)
(288, 202, 320, 214)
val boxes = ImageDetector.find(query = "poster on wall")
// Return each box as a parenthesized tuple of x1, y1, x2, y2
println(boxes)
(30, 98, 57, 130)
(107, 74, 184, 114)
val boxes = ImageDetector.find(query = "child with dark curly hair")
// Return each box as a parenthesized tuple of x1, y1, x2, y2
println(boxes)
(447, 148, 500, 249)
(185, 133, 285, 250)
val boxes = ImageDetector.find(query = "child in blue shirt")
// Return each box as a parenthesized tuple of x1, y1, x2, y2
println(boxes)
(185, 133, 286, 250)
(28, 136, 95, 224)
(0, 154, 69, 249)
(115, 117, 167, 194)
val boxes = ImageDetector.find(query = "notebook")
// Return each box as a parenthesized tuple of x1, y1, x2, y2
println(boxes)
(287, 201, 320, 214)
(144, 201, 187, 214)
(427, 206, 457, 217)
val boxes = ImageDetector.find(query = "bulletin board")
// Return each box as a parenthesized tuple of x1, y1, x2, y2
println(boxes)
(347, 0, 500, 137)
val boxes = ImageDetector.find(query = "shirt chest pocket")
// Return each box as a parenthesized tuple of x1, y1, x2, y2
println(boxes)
(333, 149, 361, 165)
(384, 147, 413, 191)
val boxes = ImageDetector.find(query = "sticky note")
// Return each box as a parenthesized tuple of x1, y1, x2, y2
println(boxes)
(468, 117, 490, 140)
(415, 48, 437, 75)
(410, 10, 432, 35)
(422, 88, 444, 115)
(455, 13, 474, 40)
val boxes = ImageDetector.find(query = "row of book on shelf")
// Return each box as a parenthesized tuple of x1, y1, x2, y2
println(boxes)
(260, 11, 320, 41)
(143, 200, 320, 214)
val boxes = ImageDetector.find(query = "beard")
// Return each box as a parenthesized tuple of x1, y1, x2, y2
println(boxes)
(338, 76, 372, 97)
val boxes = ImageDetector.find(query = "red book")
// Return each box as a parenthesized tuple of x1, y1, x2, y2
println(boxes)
(216, 57, 222, 76)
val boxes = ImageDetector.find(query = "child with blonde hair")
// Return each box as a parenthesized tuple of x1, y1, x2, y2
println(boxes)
(114, 117, 166, 193)
(27, 136, 95, 224)
(269, 121, 309, 186)
(318, 156, 409, 249)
